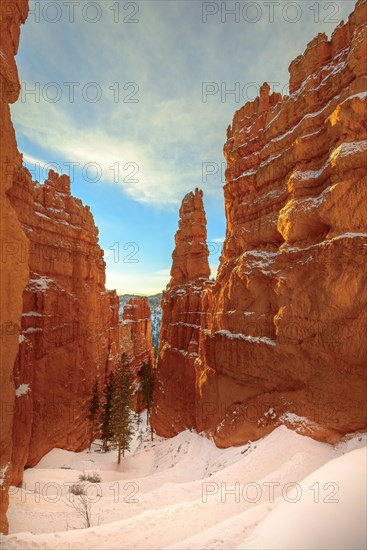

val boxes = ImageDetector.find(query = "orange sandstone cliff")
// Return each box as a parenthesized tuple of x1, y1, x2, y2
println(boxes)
(153, 0, 367, 446)
(0, 0, 151, 532)
(7, 167, 121, 485)
(0, 0, 30, 534)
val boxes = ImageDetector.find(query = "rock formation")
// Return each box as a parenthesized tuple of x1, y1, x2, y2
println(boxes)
(151, 189, 213, 434)
(3, 168, 156, 529)
(7, 167, 121, 484)
(0, 0, 30, 534)
(119, 296, 155, 386)
(153, 0, 367, 446)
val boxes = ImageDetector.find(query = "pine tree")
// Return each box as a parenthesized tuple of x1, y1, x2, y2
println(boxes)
(110, 353, 134, 464)
(101, 372, 115, 452)
(140, 357, 155, 441)
(88, 378, 100, 450)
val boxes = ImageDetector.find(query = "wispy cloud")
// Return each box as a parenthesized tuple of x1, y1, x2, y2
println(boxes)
(13, 0, 357, 294)
(210, 237, 225, 243)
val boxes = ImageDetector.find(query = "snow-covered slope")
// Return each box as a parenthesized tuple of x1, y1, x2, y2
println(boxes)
(2, 426, 365, 549)
(238, 446, 366, 550)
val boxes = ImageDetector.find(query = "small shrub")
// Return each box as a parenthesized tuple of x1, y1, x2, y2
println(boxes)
(69, 483, 86, 496)
(78, 471, 101, 483)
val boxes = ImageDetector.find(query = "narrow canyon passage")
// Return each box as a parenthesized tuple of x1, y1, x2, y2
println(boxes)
(0, 0, 366, 547)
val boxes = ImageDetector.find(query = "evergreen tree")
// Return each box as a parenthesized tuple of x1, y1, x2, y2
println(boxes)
(110, 353, 134, 464)
(140, 357, 155, 440)
(100, 372, 115, 452)
(88, 378, 100, 450)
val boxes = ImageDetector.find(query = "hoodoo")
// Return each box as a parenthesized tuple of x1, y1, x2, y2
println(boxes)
(151, 188, 213, 435)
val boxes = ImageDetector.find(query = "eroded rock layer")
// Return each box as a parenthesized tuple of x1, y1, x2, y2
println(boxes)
(154, 0, 367, 446)
(0, 0, 29, 534)
(8, 167, 121, 483)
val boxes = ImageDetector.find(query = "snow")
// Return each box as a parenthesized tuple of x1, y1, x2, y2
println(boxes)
(169, 322, 201, 329)
(15, 384, 31, 398)
(340, 90, 367, 104)
(338, 140, 367, 156)
(291, 139, 367, 183)
(28, 276, 53, 292)
(216, 330, 276, 346)
(0, 464, 9, 487)
(34, 211, 53, 221)
(263, 80, 366, 149)
(238, 447, 366, 550)
(2, 426, 365, 549)
(280, 412, 310, 425)
(34, 210, 81, 230)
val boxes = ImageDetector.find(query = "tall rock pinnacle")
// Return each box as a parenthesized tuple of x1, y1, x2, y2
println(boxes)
(151, 188, 213, 437)
(170, 188, 210, 286)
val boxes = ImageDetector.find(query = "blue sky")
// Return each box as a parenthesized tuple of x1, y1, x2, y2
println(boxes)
(12, 0, 357, 294)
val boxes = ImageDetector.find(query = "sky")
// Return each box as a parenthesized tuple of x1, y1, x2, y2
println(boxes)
(12, 0, 357, 294)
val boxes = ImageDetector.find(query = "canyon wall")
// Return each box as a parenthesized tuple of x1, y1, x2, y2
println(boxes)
(154, 0, 367, 446)
(0, 0, 148, 527)
(7, 167, 121, 485)
(152, 189, 213, 434)
(3, 170, 155, 527)
(0, 0, 29, 534)
(0, 0, 153, 527)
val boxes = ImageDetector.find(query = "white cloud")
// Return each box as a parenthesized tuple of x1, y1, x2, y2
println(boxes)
(210, 237, 225, 243)
(22, 152, 48, 168)
(12, 95, 224, 206)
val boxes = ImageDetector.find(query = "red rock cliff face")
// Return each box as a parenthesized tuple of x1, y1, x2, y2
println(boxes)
(7, 167, 120, 483)
(0, 0, 29, 534)
(154, 0, 367, 446)
(0, 0, 151, 532)
(151, 189, 213, 435)
(119, 296, 154, 392)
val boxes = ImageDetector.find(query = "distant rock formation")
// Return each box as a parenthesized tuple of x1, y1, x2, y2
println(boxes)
(119, 296, 155, 374)
(153, 0, 367, 446)
(119, 293, 162, 357)
(151, 189, 213, 435)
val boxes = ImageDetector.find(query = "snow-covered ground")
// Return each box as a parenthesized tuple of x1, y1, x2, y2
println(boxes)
(2, 423, 366, 550)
